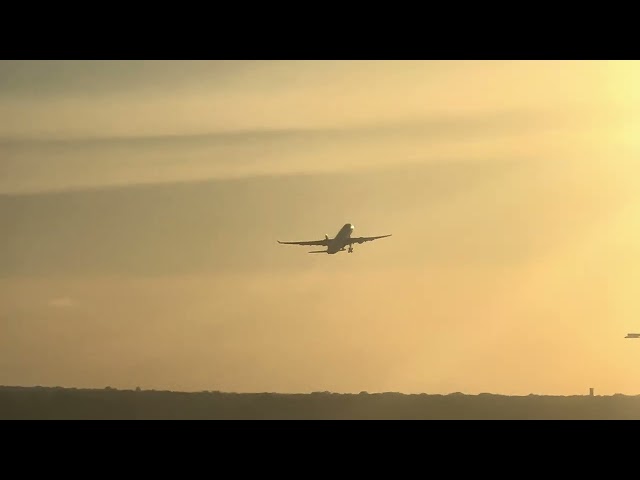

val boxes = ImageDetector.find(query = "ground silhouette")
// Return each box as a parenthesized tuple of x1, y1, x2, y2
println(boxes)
(1, 386, 639, 419)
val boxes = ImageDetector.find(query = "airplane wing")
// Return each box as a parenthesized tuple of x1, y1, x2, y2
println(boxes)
(348, 234, 392, 245)
(278, 238, 330, 246)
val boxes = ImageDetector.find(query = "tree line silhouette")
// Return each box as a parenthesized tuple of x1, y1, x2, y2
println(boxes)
(1, 386, 639, 419)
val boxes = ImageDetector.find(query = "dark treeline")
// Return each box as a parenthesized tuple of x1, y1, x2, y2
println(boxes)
(2, 386, 640, 419)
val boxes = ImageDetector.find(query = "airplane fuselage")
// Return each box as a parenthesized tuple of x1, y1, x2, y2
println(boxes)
(326, 223, 355, 254)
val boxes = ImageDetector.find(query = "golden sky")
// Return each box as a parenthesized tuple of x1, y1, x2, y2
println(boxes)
(1, 60, 640, 395)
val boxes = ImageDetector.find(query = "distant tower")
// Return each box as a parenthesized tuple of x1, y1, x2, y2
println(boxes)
(589, 388, 594, 396)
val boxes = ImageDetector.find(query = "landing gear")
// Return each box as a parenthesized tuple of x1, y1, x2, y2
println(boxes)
(348, 246, 353, 253)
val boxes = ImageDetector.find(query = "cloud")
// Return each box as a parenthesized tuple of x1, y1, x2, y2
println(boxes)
(0, 106, 611, 196)
(48, 297, 76, 308)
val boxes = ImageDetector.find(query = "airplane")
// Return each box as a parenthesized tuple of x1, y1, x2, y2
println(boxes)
(625, 333, 640, 339)
(277, 223, 391, 254)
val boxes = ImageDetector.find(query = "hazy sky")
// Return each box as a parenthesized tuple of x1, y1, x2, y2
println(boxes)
(1, 60, 640, 395)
